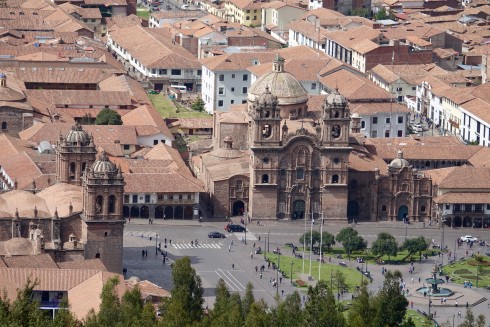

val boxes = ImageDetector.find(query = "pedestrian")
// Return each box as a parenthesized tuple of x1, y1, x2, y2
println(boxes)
(260, 272, 263, 279)
(434, 311, 436, 317)
(150, 236, 152, 242)
(250, 252, 253, 259)
(268, 262, 271, 269)
(232, 263, 235, 270)
(458, 311, 461, 318)
(142, 249, 145, 257)
(255, 266, 258, 273)
(165, 238, 167, 244)
(169, 239, 172, 245)
(145, 250, 148, 257)
(253, 242, 256, 248)
(418, 277, 421, 283)
(258, 236, 261, 241)
(229, 245, 231, 252)
(411, 277, 414, 284)
(149, 218, 151, 224)
(270, 277, 272, 283)
(410, 301, 413, 309)
(280, 277, 282, 284)
(123, 268, 127, 277)
(281, 289, 284, 297)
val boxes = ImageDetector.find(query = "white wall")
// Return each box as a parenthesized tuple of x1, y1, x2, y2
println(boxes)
(137, 133, 173, 147)
(359, 112, 408, 138)
(461, 109, 490, 147)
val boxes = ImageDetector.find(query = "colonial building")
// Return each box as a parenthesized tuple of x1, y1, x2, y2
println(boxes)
(0, 123, 125, 273)
(0, 73, 33, 136)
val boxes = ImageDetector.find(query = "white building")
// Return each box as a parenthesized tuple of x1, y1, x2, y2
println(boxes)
(351, 102, 410, 138)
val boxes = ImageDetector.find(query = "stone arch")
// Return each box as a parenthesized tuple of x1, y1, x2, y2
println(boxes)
(95, 195, 103, 214)
(397, 205, 408, 221)
(347, 201, 359, 218)
(463, 216, 472, 227)
(130, 206, 139, 218)
(95, 253, 100, 258)
(123, 206, 129, 218)
(261, 174, 269, 183)
(443, 217, 452, 227)
(108, 195, 116, 213)
(81, 162, 87, 176)
(70, 162, 76, 180)
(184, 206, 193, 219)
(232, 200, 245, 216)
(331, 174, 339, 184)
(175, 206, 184, 219)
(164, 206, 174, 219)
(155, 206, 164, 219)
(292, 200, 305, 220)
(453, 216, 462, 228)
(140, 206, 149, 218)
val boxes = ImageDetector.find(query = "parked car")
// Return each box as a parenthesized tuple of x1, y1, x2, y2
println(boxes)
(181, 4, 189, 9)
(460, 235, 478, 242)
(208, 231, 225, 238)
(224, 224, 246, 232)
(255, 247, 262, 254)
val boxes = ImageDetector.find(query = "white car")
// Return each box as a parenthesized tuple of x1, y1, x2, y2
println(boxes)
(460, 235, 478, 242)
(181, 4, 189, 9)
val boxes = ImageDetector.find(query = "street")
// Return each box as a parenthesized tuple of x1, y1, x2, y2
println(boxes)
(123, 219, 490, 323)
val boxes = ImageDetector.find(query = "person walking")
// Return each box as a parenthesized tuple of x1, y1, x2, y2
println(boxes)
(232, 263, 235, 270)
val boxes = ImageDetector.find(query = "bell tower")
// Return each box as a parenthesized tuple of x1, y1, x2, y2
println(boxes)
(56, 122, 97, 186)
(250, 86, 282, 147)
(321, 88, 351, 147)
(81, 151, 125, 273)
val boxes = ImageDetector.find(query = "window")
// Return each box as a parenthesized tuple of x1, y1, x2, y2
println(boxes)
(397, 130, 403, 137)
(421, 205, 426, 212)
(231, 100, 234, 104)
(446, 204, 451, 210)
(396, 87, 403, 91)
(153, 140, 158, 145)
(311, 83, 317, 90)
(243, 74, 248, 81)
(412, 86, 416, 90)
(385, 131, 390, 138)
(218, 100, 223, 107)
(171, 69, 181, 75)
(242, 87, 247, 94)
(123, 144, 130, 150)
(296, 168, 304, 180)
(232, 74, 235, 78)
(151, 69, 156, 74)
(132, 195, 138, 203)
(96, 195, 103, 213)
(219, 74, 224, 81)
(197, 69, 202, 76)
(2, 121, 8, 130)
(372, 117, 378, 124)
(398, 116, 403, 124)
(242, 100, 247, 104)
(236, 180, 243, 189)
(159, 69, 167, 75)
(231, 87, 235, 92)
(382, 205, 387, 212)
(371, 131, 378, 137)
(188, 194, 192, 199)
(333, 157, 340, 164)
(253, 16, 256, 20)
(145, 195, 151, 203)
(331, 175, 339, 184)
(262, 124, 271, 138)
(261, 174, 269, 183)
(109, 195, 116, 213)
(179, 194, 183, 200)
(218, 87, 224, 95)
(246, 16, 250, 20)
(361, 121, 366, 129)
(124, 195, 129, 203)
(386, 118, 390, 124)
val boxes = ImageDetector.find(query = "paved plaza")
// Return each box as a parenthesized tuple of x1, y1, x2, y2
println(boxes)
(123, 218, 490, 325)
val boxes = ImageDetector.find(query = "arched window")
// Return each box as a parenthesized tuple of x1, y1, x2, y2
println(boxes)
(298, 149, 306, 165)
(361, 121, 366, 129)
(334, 111, 340, 118)
(382, 205, 387, 212)
(296, 168, 304, 180)
(262, 124, 272, 138)
(332, 174, 339, 184)
(81, 162, 86, 176)
(96, 195, 103, 214)
(261, 174, 269, 183)
(69, 162, 76, 180)
(108, 195, 116, 213)
(236, 180, 243, 190)
(421, 205, 426, 212)
(1, 122, 7, 130)
(425, 161, 430, 167)
(279, 169, 286, 176)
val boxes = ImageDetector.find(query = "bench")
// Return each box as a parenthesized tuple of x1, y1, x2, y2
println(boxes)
(339, 262, 347, 267)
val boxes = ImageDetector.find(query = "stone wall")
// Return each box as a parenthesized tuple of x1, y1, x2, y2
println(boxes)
(0, 107, 33, 136)
(83, 221, 124, 273)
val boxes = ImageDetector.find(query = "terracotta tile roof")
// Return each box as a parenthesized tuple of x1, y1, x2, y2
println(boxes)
(24, 89, 132, 107)
(327, 26, 381, 49)
(123, 171, 204, 193)
(438, 166, 490, 189)
(202, 52, 276, 71)
(467, 146, 490, 168)
(0, 152, 44, 190)
(109, 25, 200, 69)
(434, 192, 490, 204)
(349, 145, 388, 172)
(98, 75, 151, 106)
(84, 0, 127, 5)
(105, 14, 142, 31)
(205, 156, 250, 181)
(288, 19, 330, 42)
(36, 182, 83, 217)
(351, 102, 410, 115)
(423, 166, 457, 185)
(1, 253, 58, 268)
(433, 47, 458, 59)
(57, 259, 107, 270)
(174, 118, 213, 129)
(151, 10, 205, 20)
(6, 66, 122, 84)
(121, 104, 174, 140)
(216, 104, 249, 123)
(382, 24, 445, 41)
(299, 7, 344, 20)
(351, 39, 380, 54)
(126, 279, 170, 299)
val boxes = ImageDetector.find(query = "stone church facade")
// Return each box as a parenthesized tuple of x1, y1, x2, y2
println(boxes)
(192, 55, 433, 223)
(0, 123, 125, 273)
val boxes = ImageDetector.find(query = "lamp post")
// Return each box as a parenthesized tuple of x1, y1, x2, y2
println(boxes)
(276, 251, 281, 297)
(267, 229, 270, 254)
(309, 212, 314, 278)
(405, 226, 408, 242)
(155, 234, 158, 255)
(264, 235, 267, 260)
(290, 260, 294, 284)
(361, 262, 364, 284)
(441, 211, 447, 266)
(319, 213, 323, 281)
(243, 211, 247, 245)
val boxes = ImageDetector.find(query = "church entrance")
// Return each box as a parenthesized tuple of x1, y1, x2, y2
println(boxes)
(347, 201, 359, 218)
(397, 205, 408, 221)
(292, 200, 305, 220)
(232, 200, 245, 216)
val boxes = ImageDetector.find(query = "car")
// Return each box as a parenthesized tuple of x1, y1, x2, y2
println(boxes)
(413, 123, 423, 132)
(181, 4, 189, 9)
(460, 235, 478, 242)
(208, 231, 225, 238)
(224, 224, 246, 232)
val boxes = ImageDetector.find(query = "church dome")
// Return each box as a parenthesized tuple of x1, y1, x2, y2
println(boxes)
(0, 73, 25, 102)
(389, 150, 410, 169)
(65, 122, 90, 145)
(91, 151, 117, 174)
(326, 88, 347, 107)
(248, 54, 307, 106)
(257, 86, 278, 107)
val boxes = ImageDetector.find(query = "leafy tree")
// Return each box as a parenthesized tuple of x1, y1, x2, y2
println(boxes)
(242, 282, 255, 318)
(371, 232, 399, 260)
(457, 308, 486, 327)
(80, 113, 94, 125)
(271, 291, 304, 327)
(9, 278, 51, 327)
(191, 98, 205, 112)
(245, 300, 270, 327)
(402, 236, 428, 260)
(333, 270, 347, 294)
(348, 283, 376, 327)
(304, 281, 345, 327)
(51, 299, 80, 327)
(300, 230, 321, 248)
(95, 108, 122, 125)
(336, 228, 367, 258)
(374, 8, 394, 20)
(349, 7, 370, 17)
(372, 270, 408, 327)
(320, 231, 336, 252)
(160, 256, 204, 327)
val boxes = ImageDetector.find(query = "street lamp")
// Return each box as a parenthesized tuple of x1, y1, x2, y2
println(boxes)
(264, 236, 267, 260)
(155, 234, 158, 255)
(243, 211, 247, 245)
(276, 251, 281, 297)
(267, 229, 270, 254)
(441, 211, 447, 266)
(404, 226, 407, 242)
(290, 260, 294, 284)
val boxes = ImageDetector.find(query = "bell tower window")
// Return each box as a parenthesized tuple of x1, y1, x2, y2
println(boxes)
(331, 125, 341, 139)
(262, 124, 272, 138)
(69, 162, 76, 180)
(332, 175, 339, 184)
(95, 195, 103, 214)
(108, 195, 116, 213)
(261, 174, 269, 183)
(296, 168, 304, 180)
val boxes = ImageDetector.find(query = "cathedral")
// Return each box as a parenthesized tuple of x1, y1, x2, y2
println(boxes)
(0, 123, 125, 273)
(191, 54, 433, 223)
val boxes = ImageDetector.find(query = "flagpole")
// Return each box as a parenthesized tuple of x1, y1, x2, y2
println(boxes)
(319, 212, 323, 281)
(309, 211, 313, 277)
(302, 208, 306, 275)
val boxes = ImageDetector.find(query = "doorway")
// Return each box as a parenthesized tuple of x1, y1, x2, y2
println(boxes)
(397, 205, 408, 221)
(232, 200, 245, 216)
(292, 200, 305, 220)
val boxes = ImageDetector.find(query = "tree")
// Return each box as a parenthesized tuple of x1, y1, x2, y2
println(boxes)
(457, 308, 486, 327)
(304, 281, 345, 327)
(320, 231, 336, 252)
(371, 270, 408, 327)
(300, 230, 321, 248)
(80, 113, 94, 125)
(333, 270, 347, 294)
(349, 7, 370, 17)
(95, 108, 122, 125)
(348, 283, 376, 327)
(242, 282, 255, 318)
(191, 98, 205, 112)
(336, 228, 367, 258)
(402, 236, 428, 260)
(374, 8, 394, 20)
(371, 232, 399, 260)
(245, 300, 270, 327)
(271, 291, 304, 327)
(9, 278, 51, 327)
(160, 256, 204, 326)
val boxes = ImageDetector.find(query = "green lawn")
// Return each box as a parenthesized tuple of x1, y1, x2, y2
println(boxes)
(149, 94, 210, 119)
(265, 253, 367, 292)
(136, 7, 150, 20)
(442, 256, 490, 288)
(406, 310, 432, 327)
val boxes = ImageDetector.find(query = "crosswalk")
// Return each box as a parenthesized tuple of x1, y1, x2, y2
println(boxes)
(172, 243, 222, 250)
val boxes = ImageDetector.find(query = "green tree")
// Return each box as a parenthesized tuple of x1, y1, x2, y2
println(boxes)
(371, 232, 399, 260)
(95, 108, 123, 125)
(160, 256, 204, 327)
(271, 291, 304, 327)
(80, 113, 94, 125)
(320, 231, 336, 252)
(304, 281, 345, 327)
(457, 308, 486, 327)
(191, 98, 205, 112)
(9, 278, 51, 327)
(402, 236, 428, 260)
(300, 230, 321, 248)
(336, 228, 367, 258)
(348, 283, 376, 327)
(242, 282, 255, 318)
(372, 270, 408, 327)
(349, 7, 370, 17)
(374, 8, 394, 20)
(245, 300, 270, 327)
(333, 270, 347, 294)
(51, 299, 80, 327)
